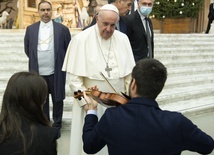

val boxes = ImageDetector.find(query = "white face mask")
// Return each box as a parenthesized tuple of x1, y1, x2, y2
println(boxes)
(140, 6, 152, 16)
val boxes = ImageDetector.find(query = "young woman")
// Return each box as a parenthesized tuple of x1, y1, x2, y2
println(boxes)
(0, 72, 58, 155)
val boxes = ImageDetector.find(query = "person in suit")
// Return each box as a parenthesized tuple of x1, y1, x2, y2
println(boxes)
(125, 0, 154, 62)
(0, 72, 58, 155)
(54, 4, 64, 23)
(205, 2, 214, 34)
(82, 58, 214, 155)
(24, 1, 71, 137)
(130, 0, 138, 13)
(110, 0, 133, 33)
(82, 4, 103, 30)
(83, 0, 133, 34)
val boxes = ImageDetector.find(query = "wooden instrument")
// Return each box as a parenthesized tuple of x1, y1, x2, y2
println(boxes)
(73, 90, 129, 106)
(73, 72, 130, 107)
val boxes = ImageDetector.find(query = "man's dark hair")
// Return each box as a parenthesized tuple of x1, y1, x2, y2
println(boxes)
(38, 0, 52, 10)
(132, 59, 167, 99)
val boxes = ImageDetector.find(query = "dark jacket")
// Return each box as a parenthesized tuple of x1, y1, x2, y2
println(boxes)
(208, 3, 214, 19)
(118, 17, 127, 34)
(0, 123, 58, 155)
(83, 97, 214, 155)
(125, 11, 154, 62)
(24, 21, 71, 102)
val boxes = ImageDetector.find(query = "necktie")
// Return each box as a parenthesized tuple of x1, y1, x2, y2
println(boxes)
(145, 18, 152, 58)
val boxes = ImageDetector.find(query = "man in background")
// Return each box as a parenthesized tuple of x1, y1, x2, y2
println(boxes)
(24, 1, 71, 137)
(84, 0, 133, 34)
(82, 4, 103, 30)
(110, 0, 133, 33)
(205, 1, 214, 34)
(125, 0, 154, 62)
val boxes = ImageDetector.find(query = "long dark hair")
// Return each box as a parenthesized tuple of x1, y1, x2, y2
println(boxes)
(0, 72, 49, 154)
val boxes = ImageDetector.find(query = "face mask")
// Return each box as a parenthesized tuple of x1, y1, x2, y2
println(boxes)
(140, 6, 152, 16)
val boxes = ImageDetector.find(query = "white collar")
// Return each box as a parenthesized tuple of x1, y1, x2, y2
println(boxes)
(40, 20, 52, 28)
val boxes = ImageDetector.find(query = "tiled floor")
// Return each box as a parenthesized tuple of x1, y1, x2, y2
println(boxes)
(57, 129, 70, 155)
(182, 111, 214, 155)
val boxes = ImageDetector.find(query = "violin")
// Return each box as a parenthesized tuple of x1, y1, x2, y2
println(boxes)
(73, 90, 129, 107)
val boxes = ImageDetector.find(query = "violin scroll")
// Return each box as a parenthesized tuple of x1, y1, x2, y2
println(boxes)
(73, 90, 95, 101)
(74, 90, 83, 100)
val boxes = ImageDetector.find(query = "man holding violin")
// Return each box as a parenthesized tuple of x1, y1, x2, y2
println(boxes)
(82, 59, 214, 155)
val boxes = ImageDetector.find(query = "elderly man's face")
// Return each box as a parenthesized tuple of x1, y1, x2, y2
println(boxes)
(118, 0, 133, 16)
(96, 10, 119, 40)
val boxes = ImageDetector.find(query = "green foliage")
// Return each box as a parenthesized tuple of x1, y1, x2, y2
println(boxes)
(151, 0, 204, 19)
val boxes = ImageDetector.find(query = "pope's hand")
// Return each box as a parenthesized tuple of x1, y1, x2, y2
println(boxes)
(83, 90, 98, 111)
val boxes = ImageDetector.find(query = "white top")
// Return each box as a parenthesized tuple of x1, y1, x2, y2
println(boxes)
(62, 24, 135, 80)
(37, 20, 54, 75)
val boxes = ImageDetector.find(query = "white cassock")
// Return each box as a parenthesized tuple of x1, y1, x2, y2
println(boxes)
(62, 24, 135, 155)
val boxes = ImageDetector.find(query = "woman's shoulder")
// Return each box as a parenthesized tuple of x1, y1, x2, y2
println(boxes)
(0, 124, 58, 155)
(36, 124, 58, 138)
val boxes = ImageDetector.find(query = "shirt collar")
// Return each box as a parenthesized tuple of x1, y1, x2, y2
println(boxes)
(40, 20, 52, 28)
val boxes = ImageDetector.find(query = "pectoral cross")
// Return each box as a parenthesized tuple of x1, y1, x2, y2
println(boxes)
(105, 63, 112, 77)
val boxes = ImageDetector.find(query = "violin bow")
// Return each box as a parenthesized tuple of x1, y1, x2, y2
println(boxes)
(99, 72, 118, 93)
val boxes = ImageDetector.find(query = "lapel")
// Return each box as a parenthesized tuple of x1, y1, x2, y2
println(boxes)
(33, 22, 40, 57)
(135, 11, 147, 37)
(53, 21, 58, 61)
(135, 11, 153, 40)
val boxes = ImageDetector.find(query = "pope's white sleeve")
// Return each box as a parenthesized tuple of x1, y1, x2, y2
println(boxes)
(124, 73, 132, 95)
(67, 72, 87, 107)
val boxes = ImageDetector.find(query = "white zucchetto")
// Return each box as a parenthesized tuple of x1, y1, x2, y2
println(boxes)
(99, 4, 119, 15)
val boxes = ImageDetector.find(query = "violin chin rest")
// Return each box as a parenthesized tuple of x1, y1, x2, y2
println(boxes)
(121, 92, 131, 100)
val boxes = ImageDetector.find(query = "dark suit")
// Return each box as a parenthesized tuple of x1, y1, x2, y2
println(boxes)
(24, 21, 71, 130)
(125, 11, 154, 62)
(0, 123, 58, 155)
(117, 17, 127, 34)
(83, 97, 214, 155)
(205, 3, 214, 33)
